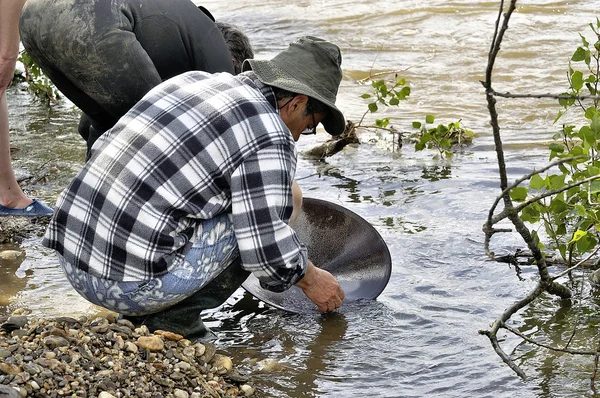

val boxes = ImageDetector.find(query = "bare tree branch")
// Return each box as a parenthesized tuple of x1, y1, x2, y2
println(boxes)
(503, 324, 597, 356)
(488, 88, 600, 101)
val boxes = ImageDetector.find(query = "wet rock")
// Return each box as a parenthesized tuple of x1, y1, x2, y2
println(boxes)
(0, 315, 254, 396)
(212, 354, 233, 375)
(200, 344, 216, 363)
(0, 362, 21, 375)
(0, 386, 20, 398)
(43, 335, 70, 349)
(0, 348, 11, 358)
(240, 384, 256, 396)
(154, 330, 183, 341)
(173, 389, 189, 398)
(10, 329, 29, 339)
(1, 316, 28, 332)
(0, 250, 24, 261)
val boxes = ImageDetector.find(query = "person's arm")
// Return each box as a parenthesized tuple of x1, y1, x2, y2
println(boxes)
(230, 146, 345, 311)
(295, 261, 345, 313)
(0, 0, 27, 95)
(230, 145, 306, 291)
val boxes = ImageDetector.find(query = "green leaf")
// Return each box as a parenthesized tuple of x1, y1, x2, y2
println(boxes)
(549, 198, 567, 213)
(558, 243, 567, 259)
(520, 204, 540, 223)
(553, 110, 564, 124)
(590, 179, 600, 194)
(579, 125, 595, 145)
(360, 93, 371, 99)
(510, 186, 528, 202)
(372, 79, 385, 89)
(549, 143, 565, 153)
(558, 92, 576, 108)
(569, 229, 588, 244)
(572, 47, 589, 62)
(412, 121, 422, 129)
(398, 86, 411, 99)
(575, 204, 587, 217)
(580, 32, 590, 47)
(585, 106, 597, 120)
(592, 114, 600, 134)
(577, 234, 597, 253)
(529, 173, 547, 190)
(548, 174, 566, 190)
(368, 102, 378, 113)
(389, 97, 399, 106)
(425, 115, 435, 124)
(571, 70, 584, 90)
(375, 118, 390, 128)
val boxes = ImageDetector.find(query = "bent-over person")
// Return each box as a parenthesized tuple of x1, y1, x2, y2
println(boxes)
(20, 0, 253, 157)
(43, 36, 346, 339)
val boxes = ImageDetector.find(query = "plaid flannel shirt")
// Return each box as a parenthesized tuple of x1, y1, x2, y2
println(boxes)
(43, 71, 308, 292)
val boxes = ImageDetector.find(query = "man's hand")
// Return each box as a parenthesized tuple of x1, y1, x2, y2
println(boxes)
(296, 261, 345, 312)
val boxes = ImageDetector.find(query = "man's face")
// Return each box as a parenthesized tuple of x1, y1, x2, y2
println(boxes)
(279, 96, 326, 142)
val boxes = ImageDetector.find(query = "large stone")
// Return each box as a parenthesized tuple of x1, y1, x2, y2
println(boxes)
(43, 336, 69, 349)
(136, 335, 164, 352)
(0, 362, 21, 375)
(0, 386, 20, 398)
(154, 330, 183, 341)
(212, 355, 233, 375)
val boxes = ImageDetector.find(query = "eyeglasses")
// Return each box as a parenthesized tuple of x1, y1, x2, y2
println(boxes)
(301, 104, 317, 135)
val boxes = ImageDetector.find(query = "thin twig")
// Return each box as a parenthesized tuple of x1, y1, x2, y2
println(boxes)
(503, 324, 596, 355)
(552, 245, 600, 280)
(488, 88, 600, 101)
(356, 55, 436, 84)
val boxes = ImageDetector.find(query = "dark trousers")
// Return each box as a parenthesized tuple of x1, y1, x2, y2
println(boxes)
(130, 257, 250, 340)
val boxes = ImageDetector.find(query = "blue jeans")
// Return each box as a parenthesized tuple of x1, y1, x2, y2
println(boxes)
(60, 213, 240, 316)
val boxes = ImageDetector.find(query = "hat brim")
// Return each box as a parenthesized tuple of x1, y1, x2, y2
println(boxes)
(244, 59, 346, 136)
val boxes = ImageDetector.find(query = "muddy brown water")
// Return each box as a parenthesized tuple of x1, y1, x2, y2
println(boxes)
(2, 1, 600, 396)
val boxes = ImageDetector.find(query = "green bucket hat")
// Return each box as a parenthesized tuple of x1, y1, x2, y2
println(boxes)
(243, 36, 346, 136)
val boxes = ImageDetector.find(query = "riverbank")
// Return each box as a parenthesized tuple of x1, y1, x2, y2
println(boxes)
(0, 311, 256, 397)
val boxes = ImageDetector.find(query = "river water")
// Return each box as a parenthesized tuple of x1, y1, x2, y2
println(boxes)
(2, 0, 599, 397)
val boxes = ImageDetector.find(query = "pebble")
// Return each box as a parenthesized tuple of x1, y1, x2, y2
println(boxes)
(137, 335, 164, 352)
(0, 313, 256, 397)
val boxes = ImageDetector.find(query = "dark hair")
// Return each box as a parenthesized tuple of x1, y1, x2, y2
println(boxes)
(215, 22, 254, 75)
(272, 87, 329, 116)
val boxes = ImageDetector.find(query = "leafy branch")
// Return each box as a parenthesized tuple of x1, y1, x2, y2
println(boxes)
(481, 1, 600, 384)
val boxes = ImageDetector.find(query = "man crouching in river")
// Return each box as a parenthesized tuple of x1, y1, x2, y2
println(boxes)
(42, 36, 346, 339)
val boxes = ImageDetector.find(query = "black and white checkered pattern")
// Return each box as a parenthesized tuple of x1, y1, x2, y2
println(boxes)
(43, 71, 307, 291)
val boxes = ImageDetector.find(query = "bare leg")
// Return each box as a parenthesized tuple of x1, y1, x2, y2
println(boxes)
(0, 92, 31, 209)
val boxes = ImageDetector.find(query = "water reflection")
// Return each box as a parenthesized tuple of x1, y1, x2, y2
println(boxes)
(208, 293, 349, 397)
(381, 215, 427, 234)
(507, 274, 600, 397)
(0, 244, 31, 314)
(421, 165, 452, 182)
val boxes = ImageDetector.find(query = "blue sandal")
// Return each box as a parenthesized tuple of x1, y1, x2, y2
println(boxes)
(0, 199, 54, 217)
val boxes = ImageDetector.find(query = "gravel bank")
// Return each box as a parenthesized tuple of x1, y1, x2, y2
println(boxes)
(0, 312, 256, 397)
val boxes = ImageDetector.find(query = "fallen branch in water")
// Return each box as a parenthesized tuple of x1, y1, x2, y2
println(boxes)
(303, 120, 360, 159)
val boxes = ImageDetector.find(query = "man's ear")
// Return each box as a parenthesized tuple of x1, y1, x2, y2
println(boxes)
(291, 95, 309, 110)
